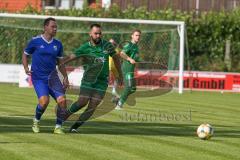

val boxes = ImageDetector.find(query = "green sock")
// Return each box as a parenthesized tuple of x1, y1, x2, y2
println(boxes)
(67, 102, 80, 113)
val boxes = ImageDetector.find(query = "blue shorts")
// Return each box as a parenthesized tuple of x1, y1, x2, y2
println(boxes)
(32, 79, 65, 100)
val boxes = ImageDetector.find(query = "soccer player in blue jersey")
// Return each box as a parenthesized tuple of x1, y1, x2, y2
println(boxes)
(22, 17, 69, 134)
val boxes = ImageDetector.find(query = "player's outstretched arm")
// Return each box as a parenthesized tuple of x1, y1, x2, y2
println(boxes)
(22, 52, 32, 76)
(60, 54, 76, 65)
(119, 51, 136, 64)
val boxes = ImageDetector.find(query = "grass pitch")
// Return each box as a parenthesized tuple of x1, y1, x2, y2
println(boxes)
(0, 83, 239, 160)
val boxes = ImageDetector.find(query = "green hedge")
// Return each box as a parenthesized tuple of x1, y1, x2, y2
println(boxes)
(2, 5, 240, 71)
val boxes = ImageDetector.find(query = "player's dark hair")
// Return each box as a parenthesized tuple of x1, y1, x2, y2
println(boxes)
(44, 17, 56, 26)
(90, 23, 101, 29)
(132, 29, 141, 35)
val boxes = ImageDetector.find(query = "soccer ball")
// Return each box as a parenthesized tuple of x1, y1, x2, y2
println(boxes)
(197, 124, 214, 140)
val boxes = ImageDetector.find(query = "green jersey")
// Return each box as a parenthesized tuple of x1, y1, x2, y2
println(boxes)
(74, 39, 116, 81)
(122, 41, 140, 73)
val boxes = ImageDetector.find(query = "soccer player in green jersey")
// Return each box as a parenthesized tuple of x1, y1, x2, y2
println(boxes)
(115, 29, 141, 110)
(63, 24, 122, 132)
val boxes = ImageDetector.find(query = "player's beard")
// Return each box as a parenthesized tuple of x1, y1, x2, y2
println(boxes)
(91, 36, 101, 45)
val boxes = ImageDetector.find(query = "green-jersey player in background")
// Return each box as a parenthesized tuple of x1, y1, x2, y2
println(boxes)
(115, 29, 141, 110)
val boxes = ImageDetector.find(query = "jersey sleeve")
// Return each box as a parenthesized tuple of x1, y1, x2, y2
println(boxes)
(74, 45, 85, 57)
(24, 38, 36, 55)
(57, 42, 64, 58)
(122, 43, 131, 56)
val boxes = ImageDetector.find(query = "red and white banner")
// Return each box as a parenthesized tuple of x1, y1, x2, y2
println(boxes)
(136, 71, 240, 92)
(167, 71, 240, 92)
(16, 65, 240, 92)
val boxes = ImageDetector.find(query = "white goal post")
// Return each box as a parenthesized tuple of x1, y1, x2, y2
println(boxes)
(0, 13, 185, 94)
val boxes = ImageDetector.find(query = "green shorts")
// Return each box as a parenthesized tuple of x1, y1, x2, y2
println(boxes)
(80, 78, 108, 97)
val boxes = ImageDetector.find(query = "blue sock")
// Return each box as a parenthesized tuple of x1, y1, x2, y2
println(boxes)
(56, 106, 65, 126)
(56, 118, 63, 126)
(35, 104, 45, 121)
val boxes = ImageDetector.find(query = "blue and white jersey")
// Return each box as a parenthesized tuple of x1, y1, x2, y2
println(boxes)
(24, 35, 63, 80)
